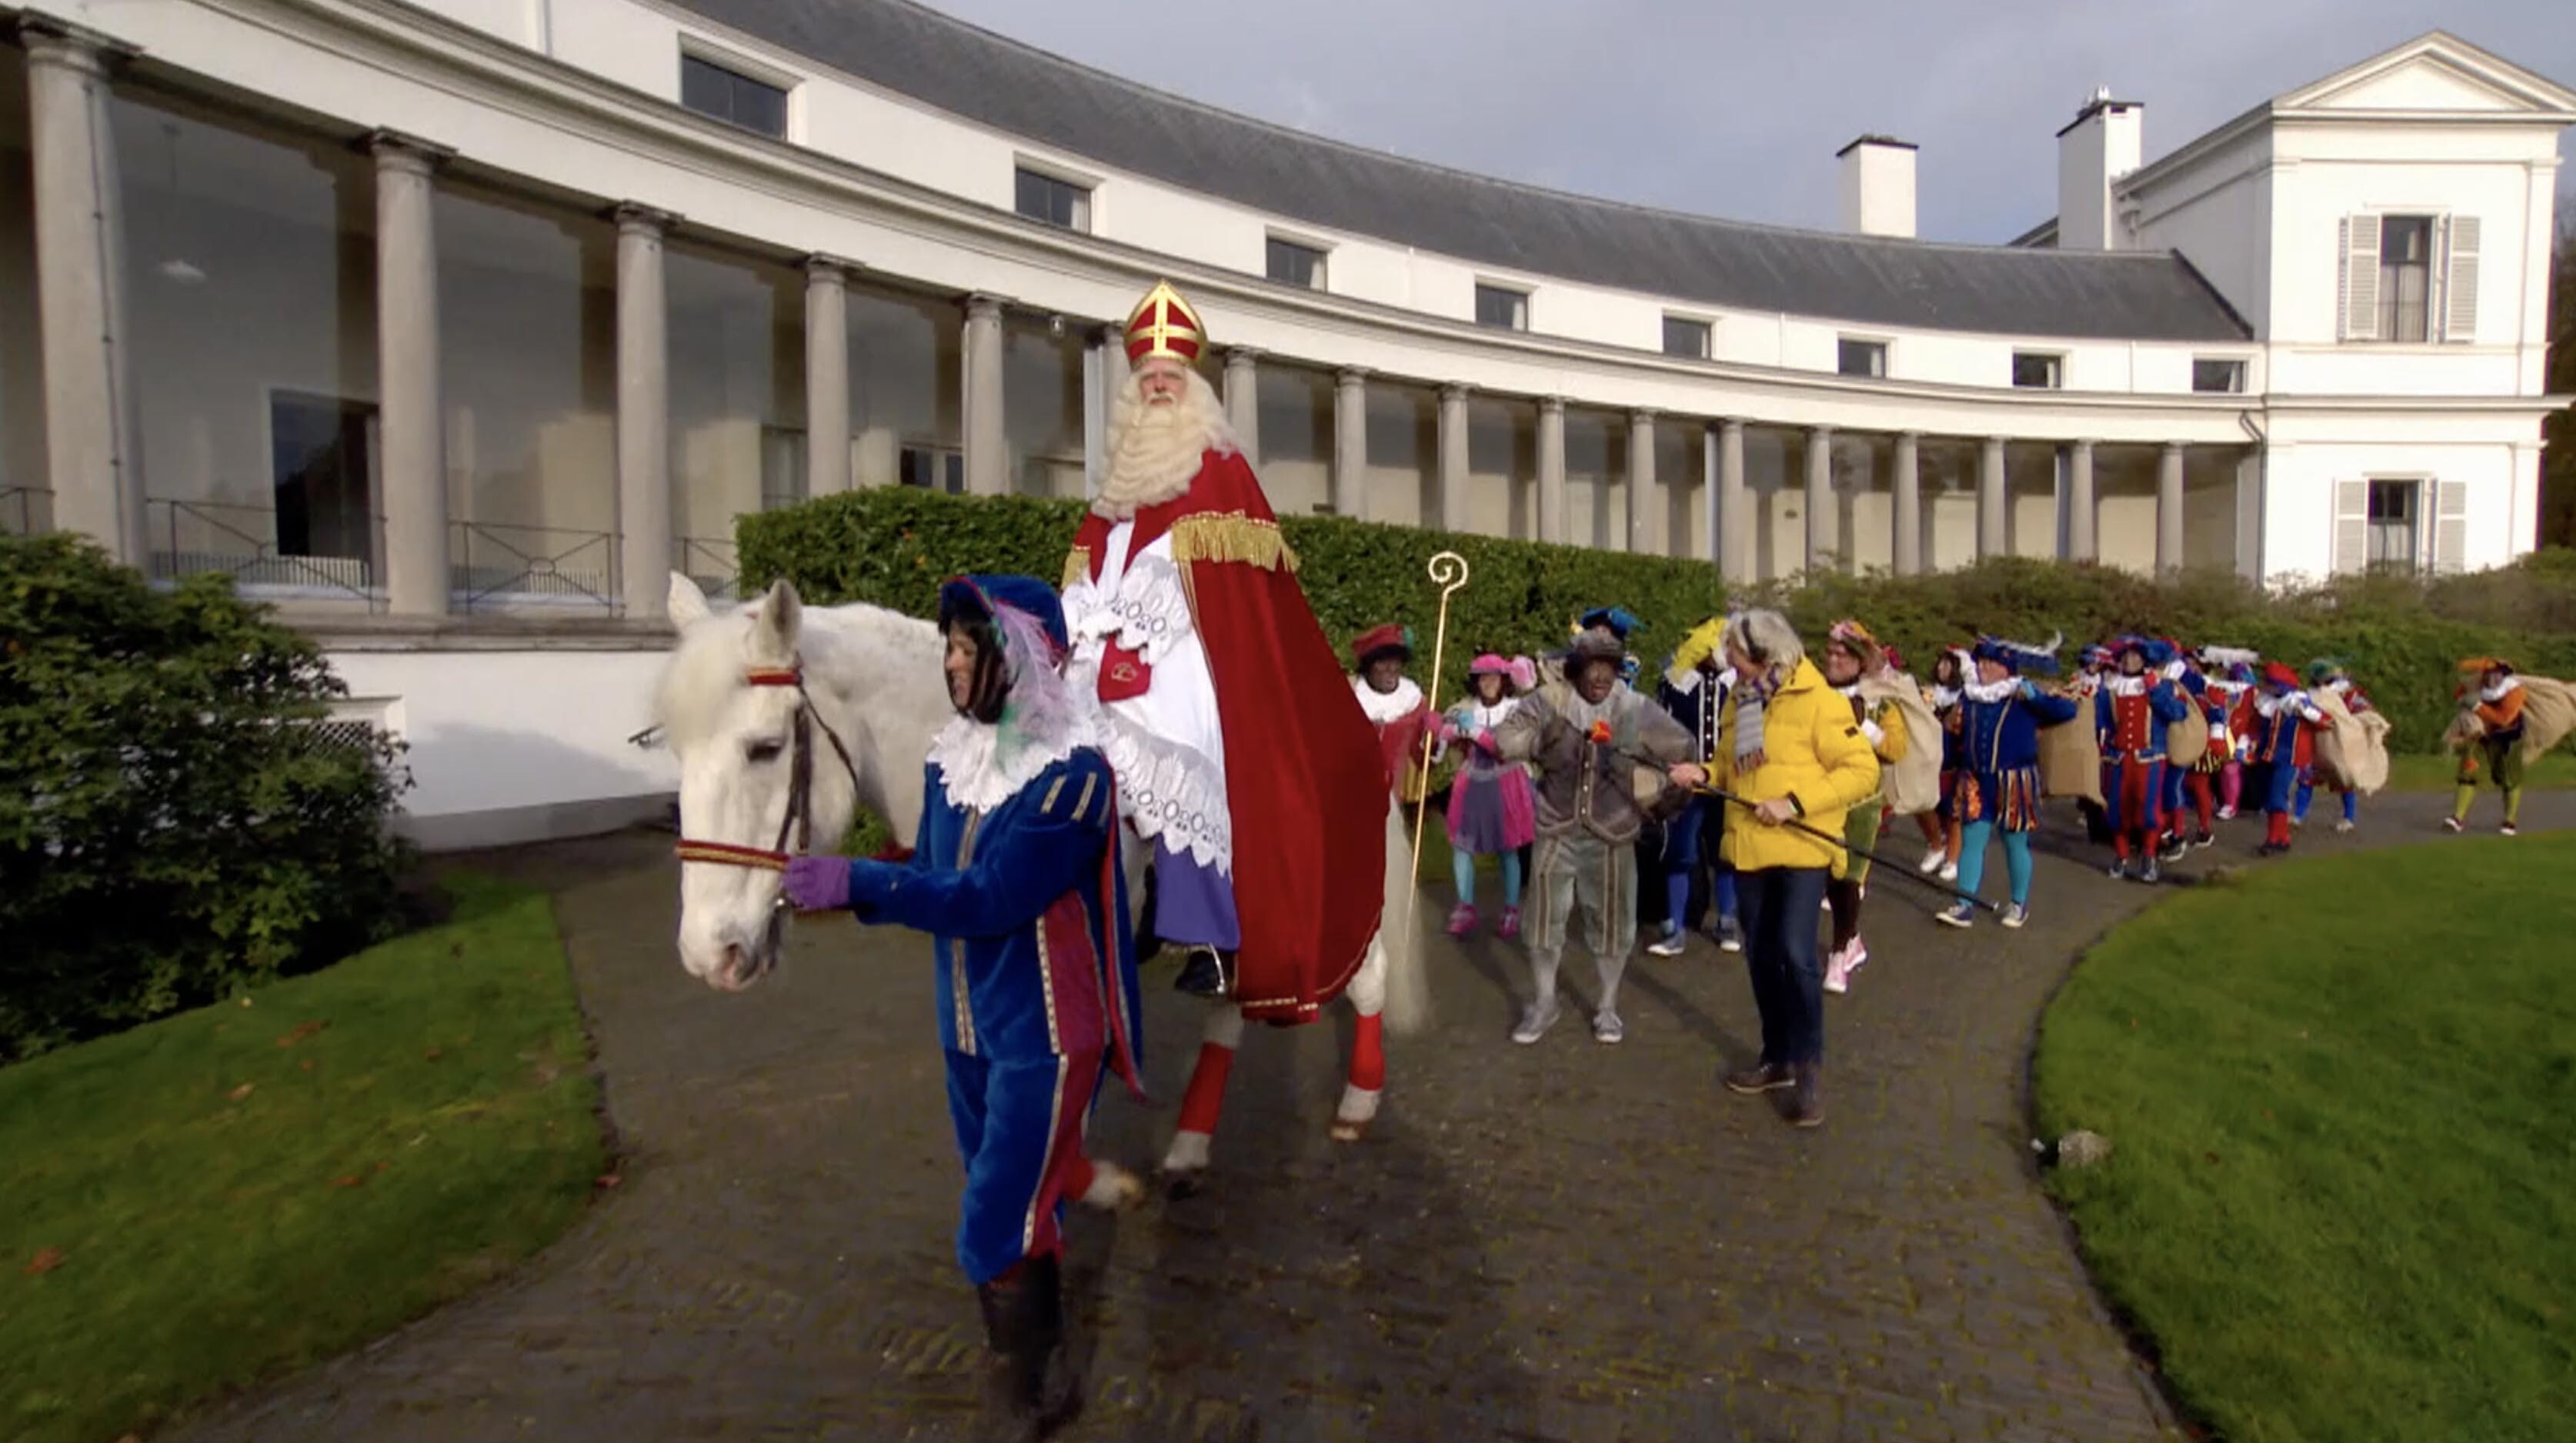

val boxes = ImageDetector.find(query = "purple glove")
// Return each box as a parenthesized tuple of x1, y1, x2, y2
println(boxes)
(781, 855, 853, 912)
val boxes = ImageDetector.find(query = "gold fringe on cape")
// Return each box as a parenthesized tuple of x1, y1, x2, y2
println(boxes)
(1170, 512, 1299, 573)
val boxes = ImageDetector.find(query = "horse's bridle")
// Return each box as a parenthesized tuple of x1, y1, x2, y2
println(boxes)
(672, 662, 863, 876)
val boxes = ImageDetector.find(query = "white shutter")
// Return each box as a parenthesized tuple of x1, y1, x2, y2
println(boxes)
(2442, 215, 2480, 343)
(2331, 480, 2369, 574)
(2433, 479, 2470, 574)
(2338, 216, 2381, 342)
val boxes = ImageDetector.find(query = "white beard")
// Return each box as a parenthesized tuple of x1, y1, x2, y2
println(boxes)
(1096, 368, 1238, 521)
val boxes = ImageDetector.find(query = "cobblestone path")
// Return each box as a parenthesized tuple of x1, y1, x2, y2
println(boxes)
(171, 791, 2565, 1442)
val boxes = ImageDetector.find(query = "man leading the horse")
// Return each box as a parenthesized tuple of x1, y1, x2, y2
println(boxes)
(1060, 279, 1400, 1173)
(782, 574, 1144, 1437)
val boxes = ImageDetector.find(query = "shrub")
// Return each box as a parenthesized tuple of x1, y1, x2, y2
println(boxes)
(0, 534, 412, 1061)
(737, 488, 2576, 754)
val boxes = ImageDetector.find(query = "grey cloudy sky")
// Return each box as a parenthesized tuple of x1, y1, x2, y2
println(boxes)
(913, 0, 2575, 243)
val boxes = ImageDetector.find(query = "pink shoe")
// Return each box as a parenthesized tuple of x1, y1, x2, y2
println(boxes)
(1446, 904, 1478, 938)
(1497, 906, 1521, 940)
(1823, 944, 1850, 995)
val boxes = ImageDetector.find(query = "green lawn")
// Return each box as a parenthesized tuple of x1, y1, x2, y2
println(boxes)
(1, 875, 606, 1443)
(2034, 835, 2576, 1443)
(2384, 749, 2576, 792)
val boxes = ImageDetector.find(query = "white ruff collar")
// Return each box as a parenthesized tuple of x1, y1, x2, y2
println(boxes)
(926, 702, 1093, 815)
(1353, 675, 1423, 723)
(2254, 690, 2305, 718)
(2107, 674, 2148, 698)
(1964, 676, 2020, 704)
(2483, 676, 2521, 703)
(1930, 685, 1961, 709)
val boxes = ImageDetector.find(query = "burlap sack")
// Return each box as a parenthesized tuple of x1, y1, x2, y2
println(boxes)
(2518, 675, 2576, 762)
(2311, 688, 2391, 795)
(2034, 687, 2103, 805)
(1858, 671, 1943, 816)
(2166, 707, 2211, 770)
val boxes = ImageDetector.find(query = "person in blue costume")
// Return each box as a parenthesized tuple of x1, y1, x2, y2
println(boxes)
(1646, 615, 1743, 956)
(782, 573, 1145, 1438)
(1937, 634, 2080, 930)
(2093, 635, 2190, 883)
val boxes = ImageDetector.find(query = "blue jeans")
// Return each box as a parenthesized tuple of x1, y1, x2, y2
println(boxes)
(1660, 797, 1738, 933)
(1737, 866, 1830, 1067)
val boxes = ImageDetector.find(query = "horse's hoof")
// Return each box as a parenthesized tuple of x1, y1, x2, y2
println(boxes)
(1161, 1169, 1206, 1201)
(1079, 1161, 1146, 1211)
(1330, 1118, 1368, 1143)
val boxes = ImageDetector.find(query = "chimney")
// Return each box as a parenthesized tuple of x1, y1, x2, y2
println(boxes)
(1837, 135, 1917, 239)
(2055, 87, 2143, 250)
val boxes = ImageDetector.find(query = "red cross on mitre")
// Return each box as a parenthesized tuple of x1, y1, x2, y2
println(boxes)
(1124, 280, 1206, 366)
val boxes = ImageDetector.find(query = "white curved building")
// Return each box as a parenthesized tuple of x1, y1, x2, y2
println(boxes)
(2, 2, 2569, 844)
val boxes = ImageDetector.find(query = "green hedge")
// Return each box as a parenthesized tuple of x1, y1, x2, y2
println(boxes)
(0, 535, 412, 1062)
(738, 486, 2576, 755)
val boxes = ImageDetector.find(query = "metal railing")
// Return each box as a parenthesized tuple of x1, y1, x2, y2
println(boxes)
(146, 497, 381, 605)
(1, 487, 45, 537)
(449, 520, 616, 612)
(674, 535, 740, 602)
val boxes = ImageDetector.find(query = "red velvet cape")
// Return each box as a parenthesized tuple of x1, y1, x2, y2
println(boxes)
(1069, 450, 1388, 1025)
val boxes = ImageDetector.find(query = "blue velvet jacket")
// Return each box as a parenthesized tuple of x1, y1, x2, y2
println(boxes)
(842, 748, 1143, 1089)
(2092, 676, 2190, 764)
(1959, 682, 2080, 784)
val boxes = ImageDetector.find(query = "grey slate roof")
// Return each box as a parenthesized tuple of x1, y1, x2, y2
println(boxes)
(669, 0, 2253, 343)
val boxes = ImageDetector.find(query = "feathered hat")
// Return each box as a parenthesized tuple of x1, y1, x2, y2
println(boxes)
(2261, 660, 2301, 691)
(2111, 634, 2175, 668)
(1123, 280, 1207, 367)
(939, 574, 1069, 662)
(2080, 642, 2114, 670)
(1826, 618, 1884, 667)
(1576, 606, 1644, 642)
(2198, 645, 2260, 670)
(2458, 655, 2514, 675)
(1350, 623, 1412, 667)
(2306, 657, 2351, 687)
(1973, 632, 2064, 676)
(1468, 653, 1513, 678)
(1507, 655, 1538, 692)
(1568, 625, 1627, 668)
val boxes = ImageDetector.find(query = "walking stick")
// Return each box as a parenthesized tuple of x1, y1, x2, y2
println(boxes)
(1401, 551, 1470, 937)
(1609, 746, 2002, 913)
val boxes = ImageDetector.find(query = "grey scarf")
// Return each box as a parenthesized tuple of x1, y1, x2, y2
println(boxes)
(1732, 669, 1781, 771)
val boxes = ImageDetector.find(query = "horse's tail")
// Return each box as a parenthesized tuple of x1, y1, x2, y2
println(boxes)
(1376, 801, 1433, 1036)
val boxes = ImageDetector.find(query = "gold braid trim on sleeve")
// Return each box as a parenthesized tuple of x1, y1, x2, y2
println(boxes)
(1168, 512, 1298, 573)
(1062, 547, 1090, 591)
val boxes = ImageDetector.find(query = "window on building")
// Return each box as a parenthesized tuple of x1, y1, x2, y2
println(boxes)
(1013, 168, 1090, 232)
(1661, 315, 1711, 358)
(2376, 215, 2433, 342)
(2010, 352, 2063, 389)
(1837, 338, 1887, 378)
(2192, 358, 2247, 394)
(269, 392, 378, 569)
(1473, 284, 1527, 332)
(679, 55, 789, 138)
(2366, 479, 2419, 572)
(1266, 236, 1326, 290)
(900, 445, 964, 494)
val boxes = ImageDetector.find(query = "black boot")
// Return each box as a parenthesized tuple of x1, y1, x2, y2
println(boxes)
(1172, 945, 1234, 998)
(1011, 1255, 1082, 1435)
(1133, 865, 1163, 961)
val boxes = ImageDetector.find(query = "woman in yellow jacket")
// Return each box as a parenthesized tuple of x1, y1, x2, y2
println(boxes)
(1668, 609, 1880, 1130)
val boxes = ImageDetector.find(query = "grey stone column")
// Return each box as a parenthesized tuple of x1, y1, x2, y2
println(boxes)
(1717, 418, 1749, 584)
(370, 132, 451, 615)
(1224, 348, 1261, 469)
(25, 18, 143, 563)
(1699, 422, 1720, 563)
(1439, 384, 1472, 532)
(614, 204, 675, 619)
(961, 295, 1006, 496)
(1332, 367, 1368, 519)
(1804, 425, 1834, 575)
(1083, 324, 1124, 497)
(802, 256, 854, 498)
(1627, 409, 1657, 554)
(1891, 432, 1923, 575)
(1537, 397, 1567, 545)
(1977, 435, 2007, 559)
(2066, 439, 2097, 562)
(2157, 442, 2186, 575)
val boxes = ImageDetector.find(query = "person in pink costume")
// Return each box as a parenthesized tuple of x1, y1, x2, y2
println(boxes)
(1435, 655, 1540, 938)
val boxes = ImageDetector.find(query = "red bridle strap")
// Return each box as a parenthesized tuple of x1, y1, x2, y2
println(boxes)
(675, 838, 789, 871)
(743, 666, 802, 688)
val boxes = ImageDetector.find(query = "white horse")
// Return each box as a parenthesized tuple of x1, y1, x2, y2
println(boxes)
(654, 574, 1425, 1187)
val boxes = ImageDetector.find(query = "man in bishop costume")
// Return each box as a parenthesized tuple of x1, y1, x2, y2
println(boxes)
(1060, 281, 1390, 1026)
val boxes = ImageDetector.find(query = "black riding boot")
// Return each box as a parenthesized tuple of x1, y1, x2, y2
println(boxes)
(977, 1255, 1080, 1437)
(1172, 945, 1234, 998)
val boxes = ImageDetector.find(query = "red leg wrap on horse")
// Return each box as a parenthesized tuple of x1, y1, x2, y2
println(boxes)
(1060, 1152, 1095, 1203)
(1350, 1013, 1385, 1093)
(1174, 1041, 1236, 1137)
